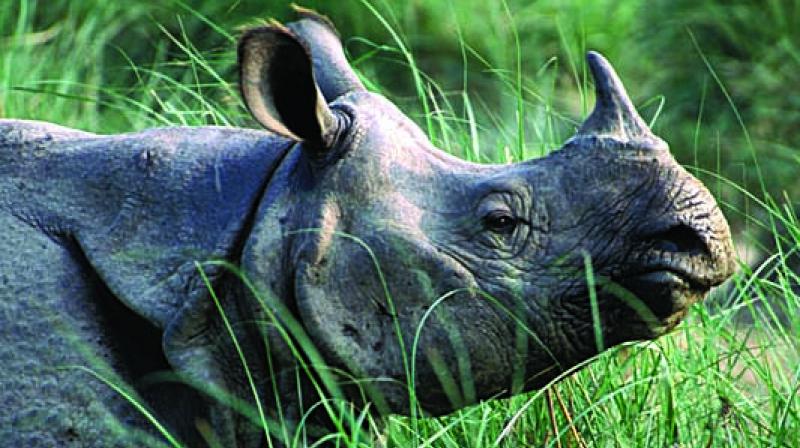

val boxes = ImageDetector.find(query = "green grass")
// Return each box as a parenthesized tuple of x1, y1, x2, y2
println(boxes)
(2, 0, 799, 446)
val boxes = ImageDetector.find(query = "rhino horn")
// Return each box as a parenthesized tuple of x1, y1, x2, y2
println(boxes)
(576, 51, 656, 143)
(288, 6, 365, 102)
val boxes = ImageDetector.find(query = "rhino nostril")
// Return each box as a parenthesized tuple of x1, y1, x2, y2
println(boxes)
(646, 224, 708, 256)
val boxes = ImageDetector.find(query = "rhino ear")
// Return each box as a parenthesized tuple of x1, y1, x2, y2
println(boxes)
(287, 6, 366, 102)
(239, 25, 337, 149)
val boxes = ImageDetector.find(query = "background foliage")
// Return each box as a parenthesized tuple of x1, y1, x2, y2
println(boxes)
(4, 0, 799, 211)
(2, 1, 799, 446)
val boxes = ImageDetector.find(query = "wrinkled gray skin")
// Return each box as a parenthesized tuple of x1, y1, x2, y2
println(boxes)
(0, 10, 735, 448)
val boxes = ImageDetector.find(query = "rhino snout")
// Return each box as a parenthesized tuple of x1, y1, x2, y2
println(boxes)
(638, 221, 734, 285)
(618, 189, 735, 326)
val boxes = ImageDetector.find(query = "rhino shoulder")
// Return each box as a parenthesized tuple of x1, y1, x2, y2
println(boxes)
(0, 121, 293, 328)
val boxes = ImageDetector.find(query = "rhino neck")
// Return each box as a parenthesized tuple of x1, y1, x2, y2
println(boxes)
(238, 145, 313, 371)
(240, 143, 304, 305)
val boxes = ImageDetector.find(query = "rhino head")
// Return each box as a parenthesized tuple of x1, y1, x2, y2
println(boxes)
(234, 15, 735, 416)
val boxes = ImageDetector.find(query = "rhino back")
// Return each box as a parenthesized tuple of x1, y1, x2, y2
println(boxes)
(0, 120, 292, 444)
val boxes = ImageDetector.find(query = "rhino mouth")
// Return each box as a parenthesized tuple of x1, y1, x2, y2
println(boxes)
(613, 246, 727, 328)
(609, 218, 731, 325)
(619, 263, 720, 328)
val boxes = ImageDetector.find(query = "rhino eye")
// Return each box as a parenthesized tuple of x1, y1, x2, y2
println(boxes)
(483, 211, 518, 234)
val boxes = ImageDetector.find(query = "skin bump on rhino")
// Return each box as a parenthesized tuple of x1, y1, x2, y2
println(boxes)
(0, 8, 735, 447)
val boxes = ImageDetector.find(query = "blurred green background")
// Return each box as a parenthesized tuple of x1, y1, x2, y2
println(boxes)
(1, 0, 798, 234)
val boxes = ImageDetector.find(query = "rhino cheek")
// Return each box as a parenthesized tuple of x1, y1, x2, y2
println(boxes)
(292, 234, 529, 415)
(294, 252, 412, 413)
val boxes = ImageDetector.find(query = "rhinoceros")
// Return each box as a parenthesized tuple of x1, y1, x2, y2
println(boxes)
(0, 9, 734, 448)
